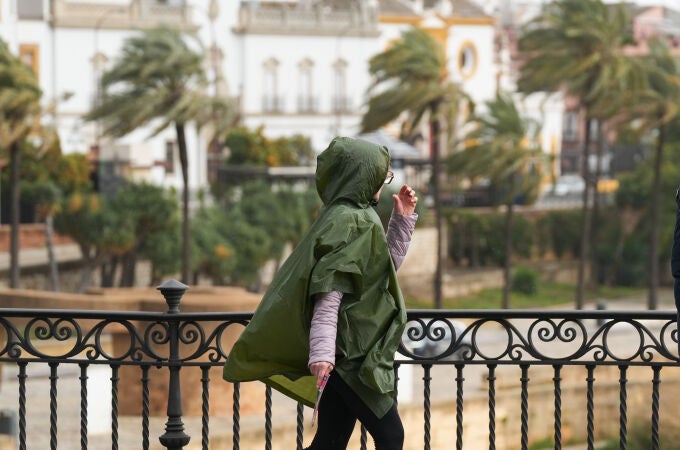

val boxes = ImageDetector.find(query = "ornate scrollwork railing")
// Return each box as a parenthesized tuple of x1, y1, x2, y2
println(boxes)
(0, 285, 678, 450)
(397, 310, 679, 365)
(0, 312, 249, 365)
(1, 308, 677, 367)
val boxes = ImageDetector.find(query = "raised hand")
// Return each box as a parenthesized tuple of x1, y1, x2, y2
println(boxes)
(392, 184, 418, 216)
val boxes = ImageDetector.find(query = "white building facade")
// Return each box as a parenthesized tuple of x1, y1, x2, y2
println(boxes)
(1, 0, 563, 198)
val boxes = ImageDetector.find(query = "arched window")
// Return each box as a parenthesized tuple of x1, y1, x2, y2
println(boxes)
(458, 41, 478, 80)
(298, 58, 315, 113)
(263, 57, 281, 112)
(333, 59, 349, 112)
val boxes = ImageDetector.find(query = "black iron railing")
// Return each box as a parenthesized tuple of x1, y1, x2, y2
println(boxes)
(0, 281, 678, 449)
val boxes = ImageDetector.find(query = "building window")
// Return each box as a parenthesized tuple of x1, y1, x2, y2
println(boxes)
(262, 57, 281, 113)
(165, 141, 175, 174)
(332, 59, 350, 113)
(17, 0, 43, 20)
(298, 58, 315, 113)
(19, 44, 39, 76)
(589, 119, 599, 138)
(458, 41, 478, 80)
(563, 111, 578, 142)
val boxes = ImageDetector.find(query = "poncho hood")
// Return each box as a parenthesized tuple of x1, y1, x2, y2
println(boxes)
(316, 137, 390, 208)
(223, 137, 405, 419)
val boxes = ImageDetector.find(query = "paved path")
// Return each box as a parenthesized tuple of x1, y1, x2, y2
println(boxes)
(0, 244, 82, 272)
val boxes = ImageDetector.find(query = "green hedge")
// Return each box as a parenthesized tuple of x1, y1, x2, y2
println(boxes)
(445, 206, 664, 289)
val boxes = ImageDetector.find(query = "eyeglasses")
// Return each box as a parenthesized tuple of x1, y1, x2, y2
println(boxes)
(384, 170, 394, 185)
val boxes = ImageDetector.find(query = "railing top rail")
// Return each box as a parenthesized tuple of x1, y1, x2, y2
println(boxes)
(0, 308, 676, 320)
(0, 308, 254, 321)
(406, 309, 678, 320)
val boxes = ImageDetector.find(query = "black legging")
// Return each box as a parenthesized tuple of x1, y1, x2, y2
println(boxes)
(305, 373, 404, 450)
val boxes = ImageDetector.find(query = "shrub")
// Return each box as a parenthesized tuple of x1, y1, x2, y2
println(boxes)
(511, 267, 538, 295)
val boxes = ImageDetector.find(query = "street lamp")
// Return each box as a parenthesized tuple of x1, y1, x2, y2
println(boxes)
(188, 0, 221, 97)
(93, 6, 125, 147)
(187, 0, 225, 186)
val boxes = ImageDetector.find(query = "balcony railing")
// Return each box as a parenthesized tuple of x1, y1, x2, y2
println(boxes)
(235, 3, 379, 36)
(52, 0, 194, 30)
(0, 281, 678, 449)
(261, 95, 284, 113)
(332, 96, 353, 113)
(297, 96, 319, 114)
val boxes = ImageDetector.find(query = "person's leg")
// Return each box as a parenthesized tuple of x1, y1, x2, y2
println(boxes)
(675, 279, 680, 354)
(305, 374, 357, 450)
(330, 374, 404, 450)
(360, 403, 404, 450)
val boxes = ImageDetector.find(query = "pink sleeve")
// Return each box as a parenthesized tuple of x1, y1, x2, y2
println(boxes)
(386, 211, 418, 270)
(308, 212, 417, 366)
(308, 290, 342, 367)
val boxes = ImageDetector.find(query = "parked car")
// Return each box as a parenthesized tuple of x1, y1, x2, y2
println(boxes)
(553, 174, 585, 196)
(401, 319, 473, 360)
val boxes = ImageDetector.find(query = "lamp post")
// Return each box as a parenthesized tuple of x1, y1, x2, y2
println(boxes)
(332, 21, 355, 137)
(93, 6, 125, 147)
(188, 0, 223, 186)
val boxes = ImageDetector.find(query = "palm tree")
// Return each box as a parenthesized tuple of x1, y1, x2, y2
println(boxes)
(0, 39, 42, 288)
(518, 0, 635, 308)
(85, 26, 231, 284)
(361, 26, 467, 308)
(448, 93, 545, 308)
(622, 40, 680, 309)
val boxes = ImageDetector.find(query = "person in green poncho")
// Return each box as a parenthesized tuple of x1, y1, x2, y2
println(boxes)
(223, 136, 418, 450)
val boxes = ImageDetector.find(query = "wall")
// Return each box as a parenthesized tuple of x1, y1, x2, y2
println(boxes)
(0, 224, 73, 252)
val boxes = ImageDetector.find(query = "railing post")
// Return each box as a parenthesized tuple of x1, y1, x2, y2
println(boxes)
(158, 280, 191, 450)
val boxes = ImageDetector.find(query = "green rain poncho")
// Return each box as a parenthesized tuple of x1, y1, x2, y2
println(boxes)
(222, 137, 407, 418)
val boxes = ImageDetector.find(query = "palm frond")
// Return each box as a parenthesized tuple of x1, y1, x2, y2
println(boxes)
(362, 26, 465, 137)
(448, 93, 547, 205)
(0, 38, 42, 148)
(518, 0, 632, 109)
(85, 26, 208, 139)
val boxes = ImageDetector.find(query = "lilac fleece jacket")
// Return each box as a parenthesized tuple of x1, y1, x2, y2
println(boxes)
(308, 211, 418, 367)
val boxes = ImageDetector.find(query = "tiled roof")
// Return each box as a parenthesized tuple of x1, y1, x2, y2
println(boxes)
(450, 0, 488, 18)
(378, 0, 419, 17)
(249, 0, 491, 20)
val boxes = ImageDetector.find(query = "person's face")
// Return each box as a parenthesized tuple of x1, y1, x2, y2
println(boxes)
(372, 170, 394, 201)
(373, 185, 384, 201)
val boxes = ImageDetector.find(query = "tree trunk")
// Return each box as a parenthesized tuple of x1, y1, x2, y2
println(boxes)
(119, 251, 137, 287)
(150, 265, 162, 287)
(9, 141, 21, 288)
(471, 224, 479, 267)
(78, 245, 96, 293)
(590, 121, 605, 286)
(176, 122, 191, 284)
(576, 115, 593, 309)
(100, 258, 116, 288)
(45, 214, 60, 291)
(648, 123, 665, 310)
(502, 202, 514, 309)
(430, 111, 444, 309)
